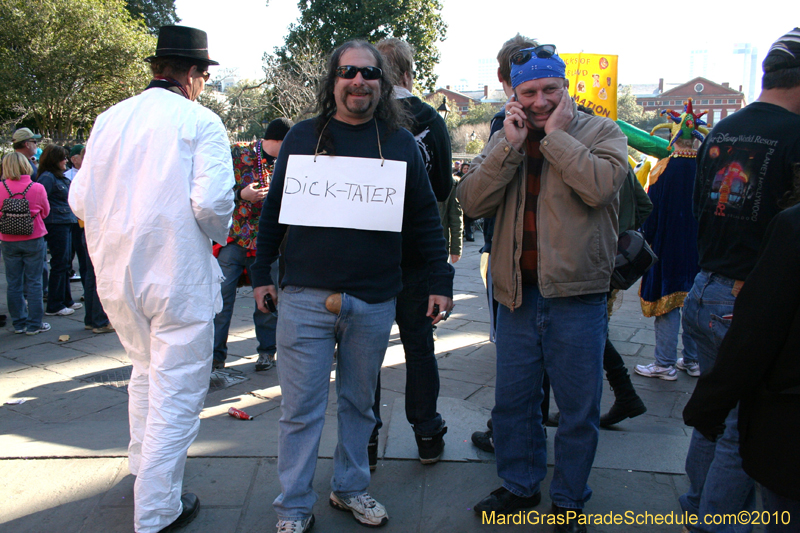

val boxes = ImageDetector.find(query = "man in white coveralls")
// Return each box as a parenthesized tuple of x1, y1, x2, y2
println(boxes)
(68, 25, 234, 533)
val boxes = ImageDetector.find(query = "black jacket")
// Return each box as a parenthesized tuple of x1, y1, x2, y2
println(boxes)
(683, 203, 800, 501)
(37, 170, 77, 225)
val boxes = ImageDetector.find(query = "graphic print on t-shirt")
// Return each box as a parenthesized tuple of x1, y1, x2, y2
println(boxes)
(703, 132, 779, 222)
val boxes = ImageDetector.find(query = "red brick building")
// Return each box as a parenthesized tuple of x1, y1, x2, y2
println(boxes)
(425, 86, 504, 117)
(636, 77, 746, 127)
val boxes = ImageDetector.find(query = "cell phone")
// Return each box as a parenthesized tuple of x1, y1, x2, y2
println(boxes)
(431, 304, 452, 321)
(264, 293, 277, 313)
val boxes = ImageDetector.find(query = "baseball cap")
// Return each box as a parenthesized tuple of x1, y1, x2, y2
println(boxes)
(12, 128, 42, 143)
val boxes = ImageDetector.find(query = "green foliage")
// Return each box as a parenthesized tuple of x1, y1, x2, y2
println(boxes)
(0, 0, 156, 136)
(463, 101, 497, 126)
(198, 80, 276, 141)
(125, 0, 179, 34)
(617, 85, 664, 132)
(278, 0, 447, 92)
(466, 138, 484, 154)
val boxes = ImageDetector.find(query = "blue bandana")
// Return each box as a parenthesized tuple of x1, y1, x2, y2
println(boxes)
(511, 55, 567, 89)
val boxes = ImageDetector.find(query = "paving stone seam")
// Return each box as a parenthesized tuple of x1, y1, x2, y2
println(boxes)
(233, 457, 265, 533)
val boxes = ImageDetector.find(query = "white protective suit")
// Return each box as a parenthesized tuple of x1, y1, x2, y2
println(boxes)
(69, 88, 234, 533)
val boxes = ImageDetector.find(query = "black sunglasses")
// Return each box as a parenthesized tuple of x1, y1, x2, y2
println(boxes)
(335, 65, 383, 80)
(510, 45, 558, 66)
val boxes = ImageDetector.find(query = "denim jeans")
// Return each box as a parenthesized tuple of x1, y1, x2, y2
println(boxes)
(213, 244, 277, 363)
(71, 223, 87, 286)
(372, 266, 443, 438)
(762, 486, 800, 533)
(654, 307, 698, 368)
(83, 252, 109, 328)
(493, 285, 607, 509)
(680, 270, 756, 532)
(2, 238, 46, 332)
(44, 223, 74, 313)
(273, 286, 395, 520)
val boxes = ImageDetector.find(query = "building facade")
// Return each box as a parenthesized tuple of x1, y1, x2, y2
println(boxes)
(636, 77, 746, 127)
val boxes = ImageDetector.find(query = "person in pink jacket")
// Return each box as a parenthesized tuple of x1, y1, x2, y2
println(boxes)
(1, 152, 51, 334)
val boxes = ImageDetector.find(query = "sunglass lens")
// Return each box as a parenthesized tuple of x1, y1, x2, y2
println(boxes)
(361, 67, 381, 80)
(537, 45, 556, 58)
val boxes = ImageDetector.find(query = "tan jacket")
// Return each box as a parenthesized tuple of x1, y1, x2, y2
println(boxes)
(457, 106, 627, 308)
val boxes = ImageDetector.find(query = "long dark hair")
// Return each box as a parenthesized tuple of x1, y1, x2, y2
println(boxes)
(315, 40, 409, 154)
(38, 144, 68, 178)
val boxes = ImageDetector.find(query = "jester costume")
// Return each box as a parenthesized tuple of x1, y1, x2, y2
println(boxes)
(638, 99, 708, 372)
(640, 99, 708, 316)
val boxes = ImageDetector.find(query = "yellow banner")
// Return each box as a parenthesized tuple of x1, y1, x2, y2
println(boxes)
(561, 53, 618, 121)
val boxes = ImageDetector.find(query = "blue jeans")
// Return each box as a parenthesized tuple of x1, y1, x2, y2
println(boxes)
(83, 251, 109, 328)
(2, 238, 46, 332)
(654, 307, 698, 367)
(762, 486, 800, 533)
(213, 244, 277, 363)
(680, 270, 756, 532)
(273, 286, 395, 520)
(493, 285, 607, 509)
(44, 223, 74, 313)
(372, 266, 443, 438)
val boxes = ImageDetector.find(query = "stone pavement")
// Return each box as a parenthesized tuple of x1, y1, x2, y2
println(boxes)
(1, 235, 719, 533)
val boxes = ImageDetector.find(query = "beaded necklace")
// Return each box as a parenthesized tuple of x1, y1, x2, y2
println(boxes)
(671, 149, 697, 158)
(253, 140, 269, 187)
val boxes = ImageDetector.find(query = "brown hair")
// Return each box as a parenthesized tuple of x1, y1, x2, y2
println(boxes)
(496, 34, 539, 85)
(148, 56, 209, 79)
(38, 144, 68, 178)
(376, 38, 415, 82)
(2, 152, 34, 180)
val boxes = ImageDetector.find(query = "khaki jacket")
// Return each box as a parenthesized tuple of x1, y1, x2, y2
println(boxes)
(457, 106, 627, 308)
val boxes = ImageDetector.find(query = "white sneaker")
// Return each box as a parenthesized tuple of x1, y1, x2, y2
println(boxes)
(276, 514, 314, 533)
(330, 491, 388, 527)
(26, 323, 51, 336)
(676, 358, 701, 377)
(634, 363, 677, 381)
(70, 302, 83, 310)
(45, 307, 75, 316)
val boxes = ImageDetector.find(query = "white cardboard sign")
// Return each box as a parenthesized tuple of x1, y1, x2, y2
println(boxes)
(278, 154, 407, 232)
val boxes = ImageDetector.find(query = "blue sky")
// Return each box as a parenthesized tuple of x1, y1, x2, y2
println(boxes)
(176, 0, 795, 92)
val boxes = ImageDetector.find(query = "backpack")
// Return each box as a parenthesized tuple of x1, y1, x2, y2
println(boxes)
(0, 181, 35, 236)
(610, 230, 658, 290)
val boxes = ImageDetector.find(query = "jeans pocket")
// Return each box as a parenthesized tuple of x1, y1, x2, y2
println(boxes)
(282, 285, 305, 294)
(709, 313, 733, 349)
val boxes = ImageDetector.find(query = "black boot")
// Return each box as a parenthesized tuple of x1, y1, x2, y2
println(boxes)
(601, 339, 646, 427)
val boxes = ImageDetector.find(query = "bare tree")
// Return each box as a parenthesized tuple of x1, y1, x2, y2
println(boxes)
(262, 39, 327, 121)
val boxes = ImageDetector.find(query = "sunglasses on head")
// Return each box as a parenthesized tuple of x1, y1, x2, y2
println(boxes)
(335, 65, 383, 80)
(510, 45, 558, 66)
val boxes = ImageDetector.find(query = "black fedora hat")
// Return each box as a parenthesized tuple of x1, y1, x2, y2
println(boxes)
(145, 25, 219, 65)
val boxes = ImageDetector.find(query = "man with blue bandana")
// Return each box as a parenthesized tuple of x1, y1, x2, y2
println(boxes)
(458, 45, 627, 532)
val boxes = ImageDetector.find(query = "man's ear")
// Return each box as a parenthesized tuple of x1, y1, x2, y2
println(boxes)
(563, 78, 570, 89)
(497, 68, 504, 84)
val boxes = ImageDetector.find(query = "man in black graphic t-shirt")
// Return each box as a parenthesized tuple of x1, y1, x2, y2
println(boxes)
(678, 28, 800, 533)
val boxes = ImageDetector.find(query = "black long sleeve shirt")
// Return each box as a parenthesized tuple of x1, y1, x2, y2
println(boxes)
(249, 117, 454, 304)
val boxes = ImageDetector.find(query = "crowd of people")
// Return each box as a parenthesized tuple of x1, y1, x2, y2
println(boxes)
(2, 21, 799, 533)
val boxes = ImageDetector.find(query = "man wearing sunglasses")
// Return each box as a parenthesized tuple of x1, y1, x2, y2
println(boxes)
(69, 25, 233, 533)
(458, 45, 627, 532)
(250, 40, 453, 533)
(9, 128, 41, 181)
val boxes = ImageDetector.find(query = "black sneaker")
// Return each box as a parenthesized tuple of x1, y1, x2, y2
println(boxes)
(552, 504, 586, 533)
(415, 426, 447, 464)
(255, 353, 275, 371)
(474, 487, 541, 514)
(600, 397, 647, 427)
(471, 429, 494, 453)
(368, 437, 378, 471)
